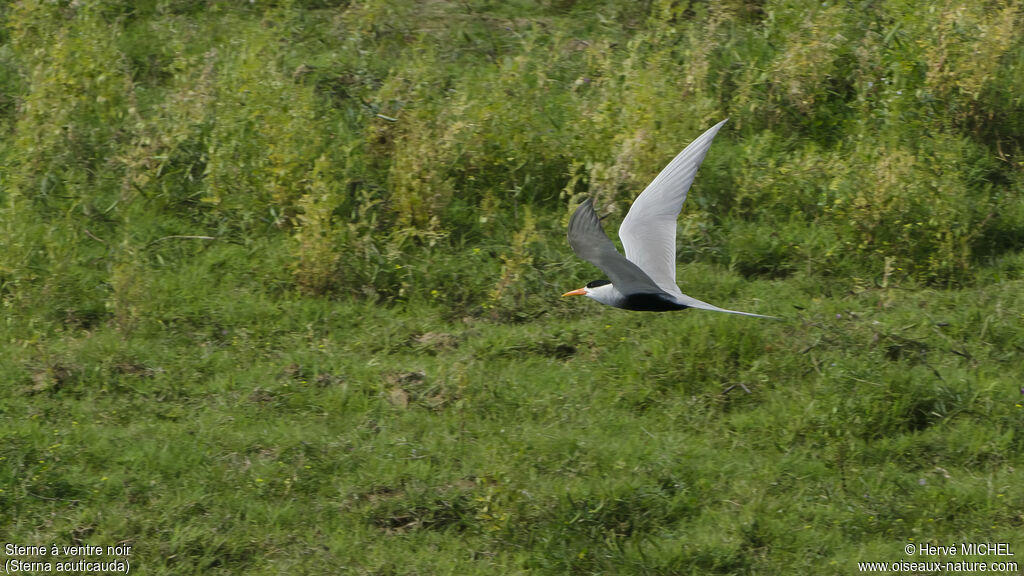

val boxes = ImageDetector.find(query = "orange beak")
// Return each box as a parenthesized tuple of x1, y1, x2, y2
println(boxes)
(562, 287, 587, 297)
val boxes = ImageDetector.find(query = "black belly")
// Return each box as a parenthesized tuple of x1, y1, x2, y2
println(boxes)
(620, 292, 690, 312)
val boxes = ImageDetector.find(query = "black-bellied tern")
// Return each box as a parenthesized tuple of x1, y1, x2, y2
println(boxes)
(563, 120, 776, 319)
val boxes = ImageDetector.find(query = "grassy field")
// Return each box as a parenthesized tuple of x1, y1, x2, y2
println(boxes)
(2, 1, 1024, 574)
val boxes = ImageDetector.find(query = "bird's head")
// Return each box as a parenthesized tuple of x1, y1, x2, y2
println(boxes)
(562, 279, 613, 300)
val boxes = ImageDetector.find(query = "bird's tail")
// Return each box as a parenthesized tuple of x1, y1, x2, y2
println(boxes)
(676, 293, 780, 319)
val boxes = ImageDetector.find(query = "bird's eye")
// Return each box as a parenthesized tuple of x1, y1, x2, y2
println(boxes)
(586, 279, 611, 288)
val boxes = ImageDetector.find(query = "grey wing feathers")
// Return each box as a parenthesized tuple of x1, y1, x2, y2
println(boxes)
(567, 198, 663, 295)
(619, 119, 729, 297)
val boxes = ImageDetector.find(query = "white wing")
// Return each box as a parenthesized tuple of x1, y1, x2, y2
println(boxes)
(618, 119, 728, 297)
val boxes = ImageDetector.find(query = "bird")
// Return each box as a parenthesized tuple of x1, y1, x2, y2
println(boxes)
(562, 119, 776, 319)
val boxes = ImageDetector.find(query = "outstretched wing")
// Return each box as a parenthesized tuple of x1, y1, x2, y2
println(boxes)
(618, 119, 728, 297)
(567, 198, 663, 295)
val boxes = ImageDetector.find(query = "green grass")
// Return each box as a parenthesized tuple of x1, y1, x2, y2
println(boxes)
(3, 259, 1023, 573)
(2, 0, 1024, 574)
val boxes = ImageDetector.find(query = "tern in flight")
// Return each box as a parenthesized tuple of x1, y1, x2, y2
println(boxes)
(563, 119, 776, 319)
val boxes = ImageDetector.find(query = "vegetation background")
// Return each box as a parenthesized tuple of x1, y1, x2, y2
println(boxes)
(1, 0, 1023, 573)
